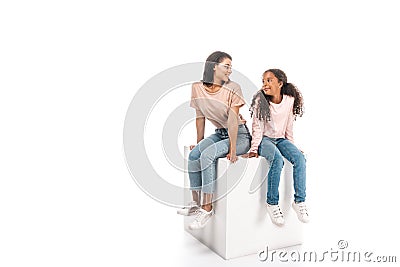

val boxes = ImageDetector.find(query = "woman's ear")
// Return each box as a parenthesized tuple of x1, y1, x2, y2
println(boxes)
(279, 81, 283, 88)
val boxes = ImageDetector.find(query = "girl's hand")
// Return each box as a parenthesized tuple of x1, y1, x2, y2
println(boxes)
(189, 145, 196, 150)
(242, 152, 259, 158)
(247, 152, 258, 158)
(226, 151, 238, 163)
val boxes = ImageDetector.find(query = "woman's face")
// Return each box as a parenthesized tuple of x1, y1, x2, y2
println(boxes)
(262, 71, 283, 96)
(214, 57, 232, 84)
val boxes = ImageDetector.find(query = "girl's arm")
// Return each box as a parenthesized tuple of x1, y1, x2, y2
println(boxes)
(227, 105, 240, 163)
(249, 95, 263, 156)
(285, 109, 295, 143)
(285, 111, 304, 153)
(250, 115, 263, 155)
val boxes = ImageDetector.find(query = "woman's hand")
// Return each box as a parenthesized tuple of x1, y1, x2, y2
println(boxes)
(226, 150, 238, 163)
(189, 145, 196, 150)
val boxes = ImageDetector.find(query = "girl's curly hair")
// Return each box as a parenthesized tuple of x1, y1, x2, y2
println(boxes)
(250, 69, 304, 121)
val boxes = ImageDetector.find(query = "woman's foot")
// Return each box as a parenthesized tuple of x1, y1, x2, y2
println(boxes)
(292, 201, 309, 223)
(177, 201, 199, 216)
(188, 208, 214, 230)
(266, 203, 285, 226)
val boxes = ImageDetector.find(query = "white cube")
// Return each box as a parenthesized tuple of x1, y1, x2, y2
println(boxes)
(183, 146, 303, 259)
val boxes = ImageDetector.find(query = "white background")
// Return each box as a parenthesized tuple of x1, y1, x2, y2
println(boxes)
(1, 0, 399, 266)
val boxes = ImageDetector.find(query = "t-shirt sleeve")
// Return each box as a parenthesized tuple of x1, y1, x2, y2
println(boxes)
(285, 98, 295, 143)
(285, 111, 294, 143)
(230, 84, 245, 107)
(190, 83, 205, 117)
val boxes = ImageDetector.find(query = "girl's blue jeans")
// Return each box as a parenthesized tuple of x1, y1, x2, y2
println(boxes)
(258, 136, 306, 205)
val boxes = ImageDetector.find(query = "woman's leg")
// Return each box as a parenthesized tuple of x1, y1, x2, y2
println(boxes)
(236, 124, 252, 156)
(199, 138, 231, 201)
(188, 134, 221, 196)
(180, 134, 222, 216)
(276, 139, 306, 203)
(200, 126, 251, 211)
(188, 137, 229, 229)
(258, 137, 284, 205)
(188, 129, 251, 229)
(202, 192, 213, 212)
(191, 190, 200, 206)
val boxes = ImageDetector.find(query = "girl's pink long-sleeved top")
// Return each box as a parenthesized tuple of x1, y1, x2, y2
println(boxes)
(250, 93, 295, 153)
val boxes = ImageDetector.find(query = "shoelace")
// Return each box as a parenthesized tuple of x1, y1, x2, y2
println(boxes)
(193, 209, 206, 222)
(297, 204, 308, 215)
(272, 206, 283, 218)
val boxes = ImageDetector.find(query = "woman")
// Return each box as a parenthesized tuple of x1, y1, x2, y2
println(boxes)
(248, 69, 309, 226)
(177, 51, 251, 230)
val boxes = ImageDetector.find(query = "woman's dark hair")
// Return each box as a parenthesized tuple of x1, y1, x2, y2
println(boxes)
(250, 69, 304, 121)
(202, 51, 232, 87)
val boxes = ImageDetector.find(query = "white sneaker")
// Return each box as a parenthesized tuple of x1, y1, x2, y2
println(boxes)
(266, 204, 285, 226)
(177, 201, 199, 216)
(188, 208, 214, 230)
(292, 201, 309, 223)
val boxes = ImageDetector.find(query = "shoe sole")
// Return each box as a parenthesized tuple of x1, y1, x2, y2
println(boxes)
(268, 216, 285, 226)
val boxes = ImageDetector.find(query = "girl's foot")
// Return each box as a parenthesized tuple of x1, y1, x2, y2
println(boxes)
(292, 201, 309, 223)
(266, 203, 285, 226)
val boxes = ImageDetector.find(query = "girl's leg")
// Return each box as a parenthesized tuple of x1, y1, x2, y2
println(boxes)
(258, 137, 284, 205)
(276, 139, 306, 203)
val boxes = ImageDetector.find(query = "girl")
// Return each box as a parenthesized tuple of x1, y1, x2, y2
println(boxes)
(177, 51, 251, 230)
(248, 69, 309, 226)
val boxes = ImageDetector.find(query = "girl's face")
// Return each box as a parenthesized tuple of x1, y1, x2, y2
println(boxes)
(214, 57, 232, 84)
(262, 71, 283, 96)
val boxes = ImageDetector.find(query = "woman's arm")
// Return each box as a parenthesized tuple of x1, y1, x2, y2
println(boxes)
(227, 105, 240, 163)
(195, 117, 205, 144)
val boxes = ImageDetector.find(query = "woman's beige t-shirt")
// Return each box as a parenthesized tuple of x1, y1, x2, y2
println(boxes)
(190, 81, 245, 129)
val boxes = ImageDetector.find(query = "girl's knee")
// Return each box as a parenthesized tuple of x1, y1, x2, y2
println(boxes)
(293, 152, 306, 166)
(260, 151, 284, 167)
(273, 153, 284, 167)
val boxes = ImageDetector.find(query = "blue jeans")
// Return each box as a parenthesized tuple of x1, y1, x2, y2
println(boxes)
(258, 136, 306, 205)
(188, 124, 251, 193)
